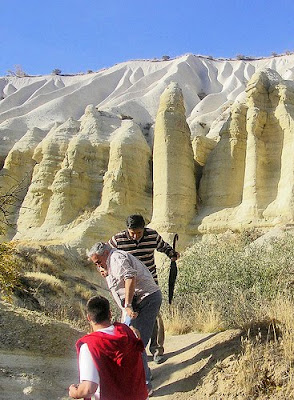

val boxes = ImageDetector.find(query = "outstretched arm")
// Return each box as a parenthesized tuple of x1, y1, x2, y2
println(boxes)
(156, 233, 180, 260)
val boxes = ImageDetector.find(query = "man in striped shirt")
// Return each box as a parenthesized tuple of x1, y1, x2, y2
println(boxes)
(109, 214, 179, 364)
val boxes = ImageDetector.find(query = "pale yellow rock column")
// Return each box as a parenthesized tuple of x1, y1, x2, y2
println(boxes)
(151, 82, 196, 235)
(240, 69, 283, 221)
(240, 71, 271, 218)
(198, 102, 247, 210)
(16, 118, 80, 234)
(67, 119, 152, 248)
(98, 119, 152, 217)
(0, 127, 45, 238)
(43, 106, 112, 226)
(264, 82, 294, 221)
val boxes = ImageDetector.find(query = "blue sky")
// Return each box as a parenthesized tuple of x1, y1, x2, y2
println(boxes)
(1, 0, 294, 76)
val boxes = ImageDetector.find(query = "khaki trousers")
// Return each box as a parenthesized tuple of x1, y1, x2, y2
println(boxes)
(149, 312, 165, 356)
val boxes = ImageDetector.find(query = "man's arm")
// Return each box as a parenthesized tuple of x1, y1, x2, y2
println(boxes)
(124, 277, 138, 319)
(124, 277, 136, 305)
(111, 251, 138, 317)
(69, 381, 98, 399)
(156, 232, 179, 260)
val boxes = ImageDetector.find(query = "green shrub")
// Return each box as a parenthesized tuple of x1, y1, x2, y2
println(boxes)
(0, 242, 20, 301)
(164, 235, 294, 330)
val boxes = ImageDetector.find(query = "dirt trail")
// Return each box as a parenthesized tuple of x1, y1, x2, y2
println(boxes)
(151, 330, 241, 400)
(0, 329, 241, 400)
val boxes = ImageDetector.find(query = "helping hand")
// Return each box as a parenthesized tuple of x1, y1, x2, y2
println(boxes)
(125, 306, 138, 319)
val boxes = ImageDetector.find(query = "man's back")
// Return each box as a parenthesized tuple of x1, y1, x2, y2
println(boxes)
(77, 322, 147, 400)
(106, 248, 160, 304)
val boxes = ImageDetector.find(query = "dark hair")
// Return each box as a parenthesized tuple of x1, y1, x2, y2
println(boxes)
(126, 214, 145, 229)
(86, 296, 110, 323)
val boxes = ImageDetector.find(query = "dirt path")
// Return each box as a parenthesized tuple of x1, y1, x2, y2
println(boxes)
(0, 330, 241, 400)
(151, 330, 241, 399)
(0, 350, 76, 400)
(150, 332, 215, 399)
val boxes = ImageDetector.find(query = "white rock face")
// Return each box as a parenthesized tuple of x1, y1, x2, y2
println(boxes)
(3, 56, 294, 250)
(2, 54, 294, 161)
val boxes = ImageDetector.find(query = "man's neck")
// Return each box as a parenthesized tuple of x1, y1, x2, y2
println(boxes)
(91, 320, 112, 331)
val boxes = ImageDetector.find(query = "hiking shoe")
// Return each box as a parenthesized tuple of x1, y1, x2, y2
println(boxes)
(153, 354, 165, 364)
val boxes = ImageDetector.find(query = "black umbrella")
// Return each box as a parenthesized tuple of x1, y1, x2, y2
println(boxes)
(168, 233, 178, 305)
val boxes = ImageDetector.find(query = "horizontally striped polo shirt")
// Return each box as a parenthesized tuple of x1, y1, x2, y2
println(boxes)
(109, 228, 176, 284)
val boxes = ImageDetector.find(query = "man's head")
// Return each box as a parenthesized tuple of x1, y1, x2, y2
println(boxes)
(86, 295, 111, 324)
(87, 242, 111, 277)
(126, 214, 145, 241)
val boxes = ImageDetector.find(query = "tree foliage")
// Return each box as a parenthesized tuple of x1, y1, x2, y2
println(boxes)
(6, 65, 28, 77)
(51, 68, 62, 75)
(0, 180, 24, 300)
(0, 178, 24, 228)
(0, 242, 19, 301)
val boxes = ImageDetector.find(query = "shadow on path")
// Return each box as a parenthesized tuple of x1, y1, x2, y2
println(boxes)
(165, 333, 217, 358)
(154, 331, 242, 397)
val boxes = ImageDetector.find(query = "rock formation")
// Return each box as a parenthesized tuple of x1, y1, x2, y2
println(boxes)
(2, 64, 294, 251)
(197, 69, 294, 232)
(151, 82, 196, 241)
(16, 118, 81, 235)
(11, 106, 151, 249)
(0, 127, 45, 238)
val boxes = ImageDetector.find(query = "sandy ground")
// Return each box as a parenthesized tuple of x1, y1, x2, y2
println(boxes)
(0, 329, 242, 400)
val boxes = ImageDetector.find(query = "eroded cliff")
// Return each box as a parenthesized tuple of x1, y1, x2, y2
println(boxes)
(1, 67, 294, 251)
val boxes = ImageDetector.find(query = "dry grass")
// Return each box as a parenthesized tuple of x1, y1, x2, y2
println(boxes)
(162, 304, 191, 335)
(10, 245, 105, 331)
(34, 254, 57, 272)
(24, 271, 67, 292)
(196, 303, 225, 333)
(213, 297, 294, 399)
(162, 298, 225, 335)
(235, 331, 280, 397)
(269, 296, 294, 363)
(74, 283, 94, 301)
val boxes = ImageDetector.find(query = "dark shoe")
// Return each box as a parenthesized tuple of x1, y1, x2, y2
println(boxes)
(153, 354, 165, 364)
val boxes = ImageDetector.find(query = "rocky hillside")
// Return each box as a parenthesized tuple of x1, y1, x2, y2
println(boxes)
(2, 54, 294, 251)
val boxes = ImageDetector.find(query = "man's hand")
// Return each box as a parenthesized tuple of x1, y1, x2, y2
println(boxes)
(171, 252, 180, 261)
(125, 306, 138, 319)
(68, 384, 79, 398)
(68, 381, 98, 399)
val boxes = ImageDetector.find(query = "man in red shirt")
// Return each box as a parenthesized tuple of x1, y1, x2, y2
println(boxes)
(68, 295, 148, 400)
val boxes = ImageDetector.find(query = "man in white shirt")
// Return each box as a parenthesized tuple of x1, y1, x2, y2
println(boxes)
(87, 242, 162, 396)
